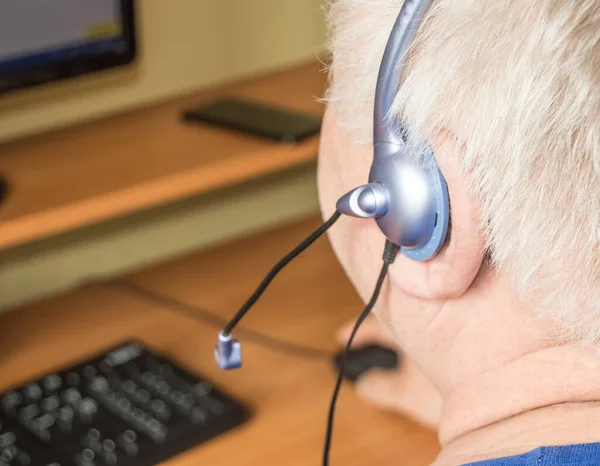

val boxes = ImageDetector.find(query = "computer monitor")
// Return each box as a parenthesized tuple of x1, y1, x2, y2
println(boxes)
(0, 1, 136, 95)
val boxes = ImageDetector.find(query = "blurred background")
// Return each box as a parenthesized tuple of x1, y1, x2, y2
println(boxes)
(0, 6, 442, 463)
(0, 0, 328, 313)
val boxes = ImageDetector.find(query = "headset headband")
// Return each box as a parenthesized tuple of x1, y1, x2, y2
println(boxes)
(374, 0, 433, 145)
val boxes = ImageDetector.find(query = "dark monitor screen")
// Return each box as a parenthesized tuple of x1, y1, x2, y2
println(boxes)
(0, 0, 136, 95)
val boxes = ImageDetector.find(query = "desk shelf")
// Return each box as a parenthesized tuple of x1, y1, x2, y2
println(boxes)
(0, 60, 326, 251)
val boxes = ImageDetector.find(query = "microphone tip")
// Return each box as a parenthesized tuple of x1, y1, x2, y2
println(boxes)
(215, 331, 242, 370)
(336, 184, 388, 219)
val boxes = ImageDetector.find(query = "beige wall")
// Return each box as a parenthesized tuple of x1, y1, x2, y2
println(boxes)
(0, 0, 327, 143)
(0, 1, 326, 311)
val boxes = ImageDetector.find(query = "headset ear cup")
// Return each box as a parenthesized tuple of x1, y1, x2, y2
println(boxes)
(333, 0, 445, 261)
(395, 157, 450, 262)
(367, 141, 450, 262)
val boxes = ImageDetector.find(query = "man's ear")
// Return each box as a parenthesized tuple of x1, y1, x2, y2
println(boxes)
(388, 133, 486, 300)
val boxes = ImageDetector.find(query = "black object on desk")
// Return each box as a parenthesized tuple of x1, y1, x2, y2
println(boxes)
(0, 341, 249, 466)
(334, 345, 400, 383)
(182, 98, 322, 144)
(0, 176, 8, 205)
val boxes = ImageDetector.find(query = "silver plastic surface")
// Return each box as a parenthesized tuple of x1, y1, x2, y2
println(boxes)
(374, 0, 433, 145)
(370, 142, 436, 248)
(335, 0, 450, 261)
(336, 183, 389, 218)
(214, 332, 242, 370)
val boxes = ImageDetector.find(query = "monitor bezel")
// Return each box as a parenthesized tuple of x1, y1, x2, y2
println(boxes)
(0, 0, 137, 95)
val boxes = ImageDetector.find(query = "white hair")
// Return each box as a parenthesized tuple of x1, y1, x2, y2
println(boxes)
(324, 0, 600, 344)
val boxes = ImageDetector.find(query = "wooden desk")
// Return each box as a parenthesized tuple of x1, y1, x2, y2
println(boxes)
(0, 216, 440, 465)
(0, 60, 325, 251)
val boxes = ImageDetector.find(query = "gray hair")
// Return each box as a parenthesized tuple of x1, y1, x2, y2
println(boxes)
(325, 0, 600, 344)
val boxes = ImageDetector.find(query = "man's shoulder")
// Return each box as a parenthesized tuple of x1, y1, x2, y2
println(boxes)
(463, 443, 600, 465)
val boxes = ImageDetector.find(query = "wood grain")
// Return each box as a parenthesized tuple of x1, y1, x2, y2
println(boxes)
(0, 216, 440, 465)
(0, 60, 326, 251)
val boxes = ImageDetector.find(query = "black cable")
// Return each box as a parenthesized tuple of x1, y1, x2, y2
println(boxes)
(111, 214, 400, 466)
(222, 210, 342, 336)
(110, 280, 333, 361)
(322, 240, 399, 466)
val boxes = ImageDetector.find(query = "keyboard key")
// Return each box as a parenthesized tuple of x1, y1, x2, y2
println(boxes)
(120, 429, 136, 445)
(155, 381, 170, 396)
(62, 389, 81, 405)
(134, 390, 151, 405)
(57, 407, 73, 423)
(42, 376, 62, 393)
(0, 433, 15, 448)
(121, 380, 136, 395)
(23, 385, 42, 401)
(102, 439, 115, 452)
(19, 405, 39, 422)
(191, 407, 207, 424)
(66, 373, 80, 386)
(2, 393, 22, 414)
(1, 446, 14, 462)
(87, 429, 100, 443)
(32, 414, 55, 431)
(78, 399, 97, 417)
(83, 366, 97, 379)
(103, 451, 117, 465)
(150, 399, 170, 420)
(77, 448, 95, 466)
(88, 377, 108, 394)
(193, 382, 212, 397)
(41, 397, 60, 413)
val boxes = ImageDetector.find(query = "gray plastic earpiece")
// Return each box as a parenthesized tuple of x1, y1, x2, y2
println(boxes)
(336, 0, 450, 262)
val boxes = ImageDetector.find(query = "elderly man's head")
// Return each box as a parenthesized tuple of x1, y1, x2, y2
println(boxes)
(321, 0, 600, 346)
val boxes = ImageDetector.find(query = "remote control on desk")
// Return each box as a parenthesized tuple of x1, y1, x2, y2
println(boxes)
(0, 341, 250, 466)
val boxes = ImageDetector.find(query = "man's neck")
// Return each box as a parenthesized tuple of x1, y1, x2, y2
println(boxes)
(434, 344, 600, 465)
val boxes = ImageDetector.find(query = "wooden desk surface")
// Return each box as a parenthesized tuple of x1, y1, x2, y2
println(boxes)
(0, 216, 439, 465)
(0, 60, 325, 251)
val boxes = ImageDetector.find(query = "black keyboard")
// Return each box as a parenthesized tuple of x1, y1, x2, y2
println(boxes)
(0, 341, 250, 466)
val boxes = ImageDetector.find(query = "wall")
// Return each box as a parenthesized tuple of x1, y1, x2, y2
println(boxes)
(0, 0, 327, 143)
(0, 0, 327, 311)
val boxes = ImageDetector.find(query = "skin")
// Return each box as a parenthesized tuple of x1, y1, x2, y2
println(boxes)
(318, 105, 600, 464)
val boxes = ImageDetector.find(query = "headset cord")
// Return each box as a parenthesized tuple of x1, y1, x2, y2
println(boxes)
(322, 240, 400, 466)
(109, 211, 342, 362)
(222, 210, 342, 337)
(110, 279, 333, 361)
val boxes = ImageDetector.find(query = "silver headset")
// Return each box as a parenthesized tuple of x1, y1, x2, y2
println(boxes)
(214, 0, 447, 372)
(336, 0, 450, 261)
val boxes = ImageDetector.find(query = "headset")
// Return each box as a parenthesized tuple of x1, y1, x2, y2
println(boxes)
(215, 0, 448, 369)
(336, 0, 449, 262)
(214, 0, 448, 464)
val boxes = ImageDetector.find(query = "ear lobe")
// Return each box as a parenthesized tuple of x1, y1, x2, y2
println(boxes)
(388, 133, 486, 300)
